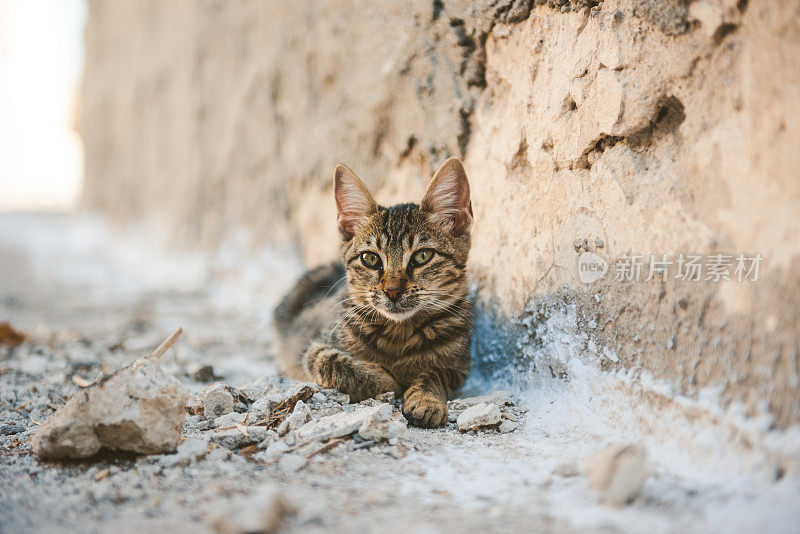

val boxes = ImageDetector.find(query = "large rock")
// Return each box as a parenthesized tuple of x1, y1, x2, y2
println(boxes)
(31, 329, 188, 460)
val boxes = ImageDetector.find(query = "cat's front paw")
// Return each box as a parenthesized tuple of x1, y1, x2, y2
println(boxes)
(402, 391, 448, 428)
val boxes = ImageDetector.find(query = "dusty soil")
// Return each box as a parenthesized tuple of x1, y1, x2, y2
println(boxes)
(1, 213, 798, 533)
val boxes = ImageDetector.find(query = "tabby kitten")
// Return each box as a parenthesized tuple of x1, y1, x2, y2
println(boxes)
(274, 158, 473, 428)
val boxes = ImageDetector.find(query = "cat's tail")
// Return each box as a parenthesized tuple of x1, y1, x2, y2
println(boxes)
(273, 260, 346, 333)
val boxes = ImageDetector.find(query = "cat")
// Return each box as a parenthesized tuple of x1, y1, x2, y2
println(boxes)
(274, 158, 473, 428)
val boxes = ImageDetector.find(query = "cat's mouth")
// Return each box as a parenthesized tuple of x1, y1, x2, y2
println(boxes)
(372, 297, 419, 322)
(376, 306, 419, 322)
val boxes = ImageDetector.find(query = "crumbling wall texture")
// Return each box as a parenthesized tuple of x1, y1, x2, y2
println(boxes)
(82, 0, 800, 426)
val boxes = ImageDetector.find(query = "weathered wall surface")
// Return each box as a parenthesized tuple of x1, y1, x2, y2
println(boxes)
(82, 0, 800, 425)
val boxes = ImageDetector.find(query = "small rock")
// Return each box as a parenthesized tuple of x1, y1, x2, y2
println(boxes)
(295, 403, 395, 442)
(450, 391, 514, 409)
(584, 444, 648, 506)
(237, 384, 273, 400)
(457, 402, 502, 431)
(185, 397, 204, 416)
(203, 383, 235, 420)
(498, 420, 518, 433)
(502, 412, 519, 422)
(358, 416, 407, 442)
(31, 356, 188, 459)
(183, 414, 212, 432)
(283, 382, 318, 406)
(189, 364, 220, 383)
(249, 394, 282, 422)
(214, 412, 246, 428)
(210, 426, 270, 450)
(277, 400, 310, 437)
(208, 483, 289, 534)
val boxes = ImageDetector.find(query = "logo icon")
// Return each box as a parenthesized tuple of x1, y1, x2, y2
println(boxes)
(578, 252, 608, 284)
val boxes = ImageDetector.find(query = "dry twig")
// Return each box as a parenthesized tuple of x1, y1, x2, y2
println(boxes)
(306, 437, 346, 458)
(72, 375, 93, 388)
(131, 327, 183, 371)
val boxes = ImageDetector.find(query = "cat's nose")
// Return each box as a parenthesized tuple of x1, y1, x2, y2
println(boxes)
(383, 287, 402, 302)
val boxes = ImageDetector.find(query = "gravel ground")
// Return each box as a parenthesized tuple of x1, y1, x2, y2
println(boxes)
(1, 213, 798, 534)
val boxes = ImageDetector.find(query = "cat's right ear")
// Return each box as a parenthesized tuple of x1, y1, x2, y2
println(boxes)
(334, 164, 378, 240)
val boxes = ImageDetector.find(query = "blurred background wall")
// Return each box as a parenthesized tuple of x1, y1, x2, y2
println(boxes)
(0, 0, 85, 210)
(81, 0, 800, 426)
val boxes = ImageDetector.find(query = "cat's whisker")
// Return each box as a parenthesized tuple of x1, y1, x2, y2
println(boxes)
(322, 293, 371, 314)
(417, 289, 487, 312)
(424, 298, 476, 326)
(305, 275, 349, 304)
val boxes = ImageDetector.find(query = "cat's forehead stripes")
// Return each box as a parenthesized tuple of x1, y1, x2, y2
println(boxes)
(378, 204, 417, 249)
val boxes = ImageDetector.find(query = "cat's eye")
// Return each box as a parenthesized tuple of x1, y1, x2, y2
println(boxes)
(411, 249, 435, 267)
(360, 251, 381, 269)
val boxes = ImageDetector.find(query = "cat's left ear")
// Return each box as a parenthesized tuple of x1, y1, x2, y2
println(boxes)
(334, 164, 378, 240)
(421, 157, 473, 236)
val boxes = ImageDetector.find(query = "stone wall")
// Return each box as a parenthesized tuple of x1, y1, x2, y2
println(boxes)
(82, 0, 800, 426)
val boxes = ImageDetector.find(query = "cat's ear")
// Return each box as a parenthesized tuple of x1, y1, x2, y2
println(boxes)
(421, 157, 473, 235)
(334, 164, 378, 240)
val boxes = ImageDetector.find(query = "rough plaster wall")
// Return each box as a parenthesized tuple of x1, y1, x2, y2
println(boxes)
(82, 0, 800, 426)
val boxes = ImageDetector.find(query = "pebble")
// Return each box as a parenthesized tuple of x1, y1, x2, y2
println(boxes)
(202, 383, 235, 420)
(214, 412, 246, 428)
(209, 426, 270, 450)
(584, 444, 648, 506)
(450, 391, 514, 409)
(294, 403, 395, 442)
(283, 382, 319, 405)
(358, 416, 407, 442)
(277, 400, 311, 436)
(457, 402, 502, 431)
(249, 394, 282, 422)
(189, 364, 219, 383)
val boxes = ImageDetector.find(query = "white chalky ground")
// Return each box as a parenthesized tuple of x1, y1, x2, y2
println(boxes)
(0, 213, 798, 533)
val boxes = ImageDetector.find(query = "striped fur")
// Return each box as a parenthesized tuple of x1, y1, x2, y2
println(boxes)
(274, 158, 473, 428)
